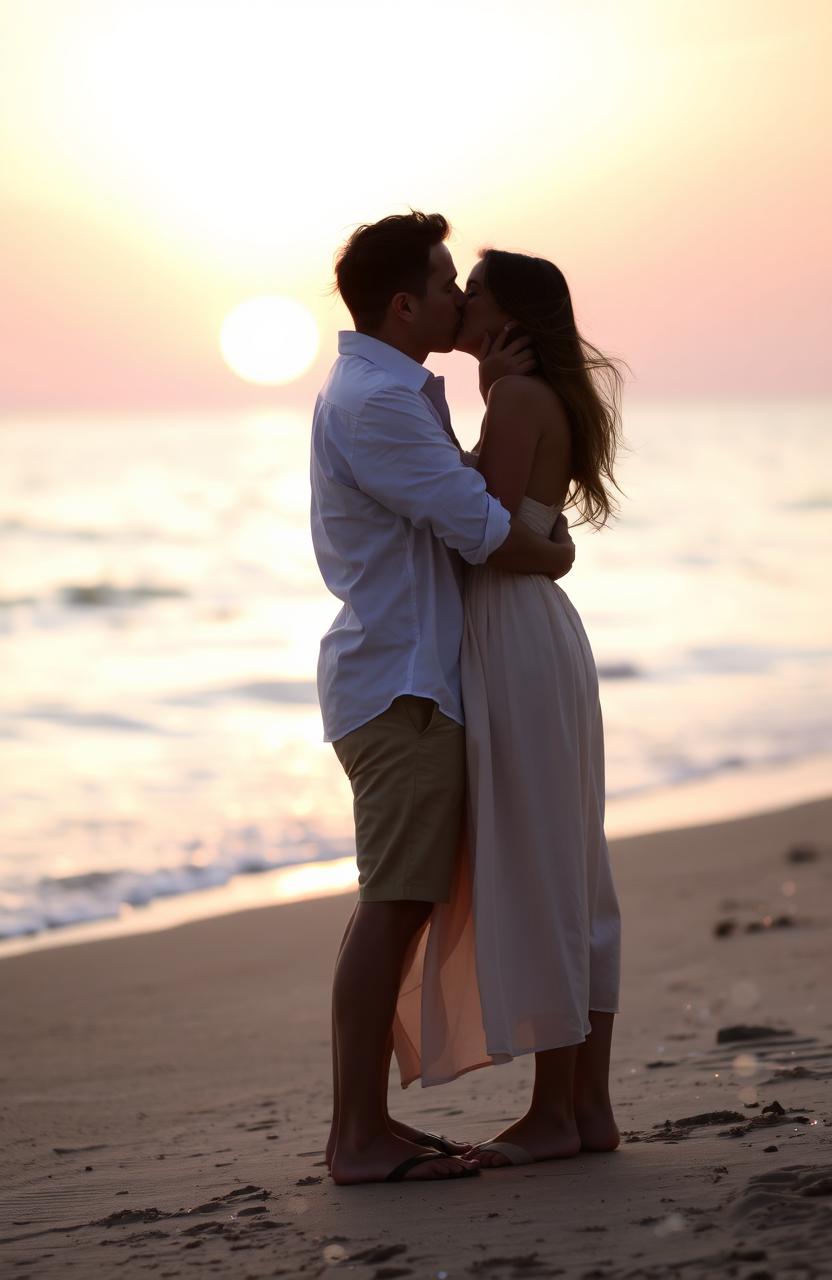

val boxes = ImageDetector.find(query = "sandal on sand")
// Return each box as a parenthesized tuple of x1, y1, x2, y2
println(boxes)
(473, 1141, 534, 1167)
(411, 1129, 472, 1156)
(386, 1152, 481, 1182)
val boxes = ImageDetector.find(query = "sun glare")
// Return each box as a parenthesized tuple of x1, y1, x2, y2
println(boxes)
(10, 4, 641, 268)
(219, 296, 319, 386)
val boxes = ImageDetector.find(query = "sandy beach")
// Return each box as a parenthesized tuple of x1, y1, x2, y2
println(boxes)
(2, 796, 830, 1279)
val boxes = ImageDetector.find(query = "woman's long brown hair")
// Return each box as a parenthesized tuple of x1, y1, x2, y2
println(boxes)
(481, 249, 627, 529)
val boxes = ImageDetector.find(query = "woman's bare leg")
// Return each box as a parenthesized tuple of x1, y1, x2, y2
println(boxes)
(474, 1042, 582, 1167)
(572, 1010, 620, 1151)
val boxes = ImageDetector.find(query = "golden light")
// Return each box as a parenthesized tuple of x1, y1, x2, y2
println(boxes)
(4, 5, 641, 268)
(219, 296, 319, 386)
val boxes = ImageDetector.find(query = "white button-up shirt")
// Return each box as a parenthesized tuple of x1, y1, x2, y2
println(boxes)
(310, 331, 511, 742)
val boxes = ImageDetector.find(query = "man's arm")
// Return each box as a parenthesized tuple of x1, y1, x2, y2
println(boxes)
(349, 386, 510, 565)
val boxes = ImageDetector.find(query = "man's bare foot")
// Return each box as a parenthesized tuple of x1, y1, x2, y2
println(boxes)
(326, 1118, 471, 1167)
(574, 1094, 620, 1152)
(330, 1133, 480, 1185)
(471, 1110, 581, 1168)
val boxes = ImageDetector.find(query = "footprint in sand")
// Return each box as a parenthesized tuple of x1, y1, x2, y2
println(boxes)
(732, 1162, 832, 1230)
(703, 1024, 832, 1082)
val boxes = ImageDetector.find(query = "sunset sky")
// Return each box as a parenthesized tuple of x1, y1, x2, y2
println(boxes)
(1, 0, 830, 411)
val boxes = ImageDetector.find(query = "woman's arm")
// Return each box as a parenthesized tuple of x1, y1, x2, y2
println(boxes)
(476, 375, 548, 516)
(476, 375, 575, 578)
(478, 327, 537, 404)
(488, 518, 574, 578)
(465, 328, 537, 463)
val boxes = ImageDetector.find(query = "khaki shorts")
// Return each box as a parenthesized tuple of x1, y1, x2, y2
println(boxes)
(332, 695, 466, 902)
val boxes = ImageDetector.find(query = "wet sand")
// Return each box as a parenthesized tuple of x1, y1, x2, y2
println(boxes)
(1, 796, 831, 1279)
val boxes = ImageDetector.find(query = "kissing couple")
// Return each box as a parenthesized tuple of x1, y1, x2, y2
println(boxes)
(310, 210, 623, 1184)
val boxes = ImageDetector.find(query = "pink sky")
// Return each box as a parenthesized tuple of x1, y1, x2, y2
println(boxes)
(1, 1, 830, 411)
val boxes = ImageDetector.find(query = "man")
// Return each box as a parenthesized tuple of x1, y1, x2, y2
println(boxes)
(310, 211, 575, 1185)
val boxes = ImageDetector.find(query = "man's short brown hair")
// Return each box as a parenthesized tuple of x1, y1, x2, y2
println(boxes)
(334, 211, 450, 331)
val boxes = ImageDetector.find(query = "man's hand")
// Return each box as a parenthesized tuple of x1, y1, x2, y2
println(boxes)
(479, 326, 537, 402)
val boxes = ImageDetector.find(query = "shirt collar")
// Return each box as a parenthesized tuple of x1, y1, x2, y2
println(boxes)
(338, 331, 433, 394)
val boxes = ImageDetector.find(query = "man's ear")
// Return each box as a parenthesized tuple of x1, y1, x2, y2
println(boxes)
(390, 291, 415, 324)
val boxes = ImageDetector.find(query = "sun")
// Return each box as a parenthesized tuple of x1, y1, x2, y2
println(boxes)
(220, 296, 319, 385)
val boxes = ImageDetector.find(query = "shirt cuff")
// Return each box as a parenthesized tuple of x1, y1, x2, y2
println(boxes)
(466, 494, 511, 565)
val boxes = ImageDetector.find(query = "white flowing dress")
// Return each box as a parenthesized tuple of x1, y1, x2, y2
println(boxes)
(393, 496, 621, 1087)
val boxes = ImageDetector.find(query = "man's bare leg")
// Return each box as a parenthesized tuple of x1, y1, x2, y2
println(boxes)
(329, 898, 479, 1184)
(572, 1010, 620, 1151)
(473, 1043, 582, 1167)
(380, 1031, 472, 1154)
(325, 911, 471, 1168)
(325, 904, 358, 1168)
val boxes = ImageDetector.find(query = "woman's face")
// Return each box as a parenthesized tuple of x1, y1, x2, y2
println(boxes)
(454, 260, 513, 356)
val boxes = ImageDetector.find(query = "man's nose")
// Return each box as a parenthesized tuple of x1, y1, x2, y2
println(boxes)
(454, 284, 466, 308)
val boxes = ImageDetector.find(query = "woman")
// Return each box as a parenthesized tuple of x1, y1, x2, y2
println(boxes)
(393, 249, 624, 1167)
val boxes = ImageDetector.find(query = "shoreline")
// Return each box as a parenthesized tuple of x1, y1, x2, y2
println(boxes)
(2, 751, 830, 961)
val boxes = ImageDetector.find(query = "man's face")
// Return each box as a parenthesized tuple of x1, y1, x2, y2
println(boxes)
(411, 243, 466, 353)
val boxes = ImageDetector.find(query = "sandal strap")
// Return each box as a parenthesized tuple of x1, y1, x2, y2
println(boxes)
(412, 1129, 453, 1155)
(386, 1151, 454, 1182)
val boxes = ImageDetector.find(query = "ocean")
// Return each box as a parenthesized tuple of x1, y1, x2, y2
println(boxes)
(1, 399, 830, 951)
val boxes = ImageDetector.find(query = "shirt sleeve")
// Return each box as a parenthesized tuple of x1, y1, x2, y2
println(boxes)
(348, 386, 511, 565)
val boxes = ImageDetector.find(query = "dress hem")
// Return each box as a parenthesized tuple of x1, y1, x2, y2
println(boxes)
(399, 1024, 596, 1090)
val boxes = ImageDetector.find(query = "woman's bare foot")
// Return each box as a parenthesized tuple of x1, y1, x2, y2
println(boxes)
(471, 1108, 581, 1168)
(391, 1119, 473, 1155)
(573, 1092, 620, 1152)
(330, 1132, 480, 1185)
(326, 1118, 471, 1167)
